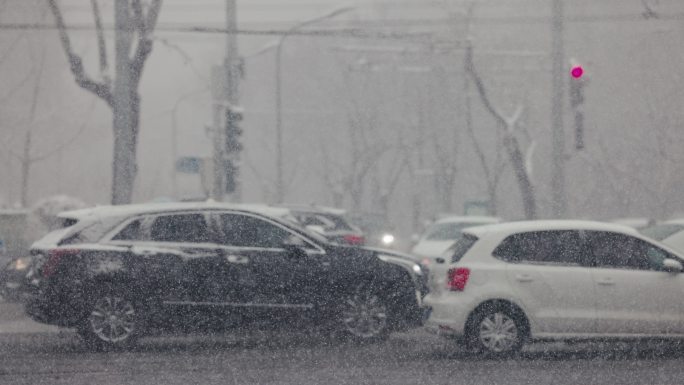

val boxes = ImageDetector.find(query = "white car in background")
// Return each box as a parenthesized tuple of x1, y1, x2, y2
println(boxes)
(641, 219, 684, 253)
(424, 220, 684, 356)
(411, 216, 501, 263)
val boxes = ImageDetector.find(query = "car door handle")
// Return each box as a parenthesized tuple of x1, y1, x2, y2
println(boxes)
(514, 274, 534, 282)
(225, 255, 249, 264)
(131, 247, 158, 256)
(597, 278, 615, 286)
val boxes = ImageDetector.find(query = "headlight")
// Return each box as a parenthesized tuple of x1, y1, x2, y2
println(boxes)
(12, 257, 31, 271)
(381, 233, 395, 245)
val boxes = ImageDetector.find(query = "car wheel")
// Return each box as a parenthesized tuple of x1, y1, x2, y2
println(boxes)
(78, 286, 141, 350)
(337, 286, 390, 342)
(467, 306, 525, 357)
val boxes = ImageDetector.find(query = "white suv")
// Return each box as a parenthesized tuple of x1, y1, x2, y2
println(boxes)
(424, 220, 684, 356)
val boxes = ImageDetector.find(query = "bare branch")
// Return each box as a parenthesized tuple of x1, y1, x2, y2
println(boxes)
(130, 0, 163, 87)
(90, 0, 109, 82)
(0, 32, 25, 67)
(641, 0, 659, 19)
(465, 42, 536, 219)
(30, 98, 98, 163)
(506, 105, 524, 128)
(465, 44, 507, 128)
(0, 68, 33, 103)
(524, 140, 536, 177)
(47, 0, 113, 105)
(27, 46, 46, 121)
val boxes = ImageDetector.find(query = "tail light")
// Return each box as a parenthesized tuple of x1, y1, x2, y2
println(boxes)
(343, 234, 365, 245)
(42, 249, 78, 278)
(447, 267, 470, 291)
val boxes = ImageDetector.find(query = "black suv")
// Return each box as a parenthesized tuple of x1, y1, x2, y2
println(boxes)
(23, 203, 427, 349)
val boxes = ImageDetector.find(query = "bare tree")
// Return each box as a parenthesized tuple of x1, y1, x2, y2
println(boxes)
(317, 110, 390, 211)
(464, 43, 538, 219)
(0, 7, 94, 207)
(640, 0, 659, 18)
(418, 69, 460, 213)
(48, 0, 162, 204)
(463, 79, 507, 215)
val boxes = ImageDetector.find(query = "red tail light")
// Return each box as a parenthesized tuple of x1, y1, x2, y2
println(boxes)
(343, 234, 365, 245)
(447, 267, 470, 291)
(42, 249, 78, 278)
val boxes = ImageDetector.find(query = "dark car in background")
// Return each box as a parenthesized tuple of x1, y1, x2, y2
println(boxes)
(23, 202, 427, 350)
(278, 204, 367, 246)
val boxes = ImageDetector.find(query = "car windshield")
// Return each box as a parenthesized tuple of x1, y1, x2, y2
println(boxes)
(59, 215, 129, 245)
(640, 224, 684, 241)
(424, 222, 482, 241)
(292, 212, 354, 231)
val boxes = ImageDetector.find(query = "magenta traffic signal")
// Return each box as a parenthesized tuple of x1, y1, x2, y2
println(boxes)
(570, 66, 584, 79)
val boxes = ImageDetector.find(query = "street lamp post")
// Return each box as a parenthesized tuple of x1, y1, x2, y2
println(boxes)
(274, 6, 355, 203)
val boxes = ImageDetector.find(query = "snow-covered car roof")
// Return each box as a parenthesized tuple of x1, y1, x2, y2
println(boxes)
(58, 202, 293, 221)
(661, 218, 684, 226)
(433, 215, 501, 225)
(609, 217, 654, 229)
(275, 204, 347, 216)
(461, 220, 640, 239)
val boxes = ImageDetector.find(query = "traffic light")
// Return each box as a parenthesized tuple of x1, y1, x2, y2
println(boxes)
(569, 64, 586, 150)
(225, 107, 243, 154)
(224, 158, 237, 194)
(224, 106, 243, 193)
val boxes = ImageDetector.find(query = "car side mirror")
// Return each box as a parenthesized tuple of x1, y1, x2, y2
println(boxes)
(662, 258, 683, 273)
(282, 235, 307, 259)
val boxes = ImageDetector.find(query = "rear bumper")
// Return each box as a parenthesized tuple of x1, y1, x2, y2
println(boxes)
(423, 293, 476, 337)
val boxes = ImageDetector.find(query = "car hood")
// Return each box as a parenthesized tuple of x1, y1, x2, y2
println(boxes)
(325, 244, 425, 280)
(30, 227, 74, 251)
(411, 240, 456, 259)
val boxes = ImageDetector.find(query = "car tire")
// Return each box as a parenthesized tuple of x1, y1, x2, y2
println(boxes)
(78, 284, 142, 351)
(466, 305, 525, 357)
(335, 284, 391, 343)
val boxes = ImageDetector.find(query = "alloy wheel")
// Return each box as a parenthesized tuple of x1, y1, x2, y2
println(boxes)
(478, 312, 519, 353)
(88, 295, 137, 343)
(341, 291, 388, 339)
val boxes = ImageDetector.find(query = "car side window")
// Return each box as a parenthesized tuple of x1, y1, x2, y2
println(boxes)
(112, 219, 143, 241)
(642, 243, 670, 269)
(585, 232, 658, 270)
(149, 214, 210, 243)
(219, 214, 293, 248)
(493, 230, 586, 266)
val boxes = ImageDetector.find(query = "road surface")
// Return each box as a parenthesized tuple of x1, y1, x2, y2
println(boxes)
(0, 302, 682, 385)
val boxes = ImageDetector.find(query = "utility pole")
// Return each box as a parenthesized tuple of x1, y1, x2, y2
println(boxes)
(550, 0, 566, 218)
(211, 68, 225, 201)
(225, 0, 241, 201)
(212, 0, 241, 202)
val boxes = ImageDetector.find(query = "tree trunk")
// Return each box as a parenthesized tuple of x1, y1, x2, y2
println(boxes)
(111, 0, 136, 204)
(486, 181, 498, 216)
(20, 131, 31, 208)
(503, 134, 536, 219)
(111, 92, 139, 205)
